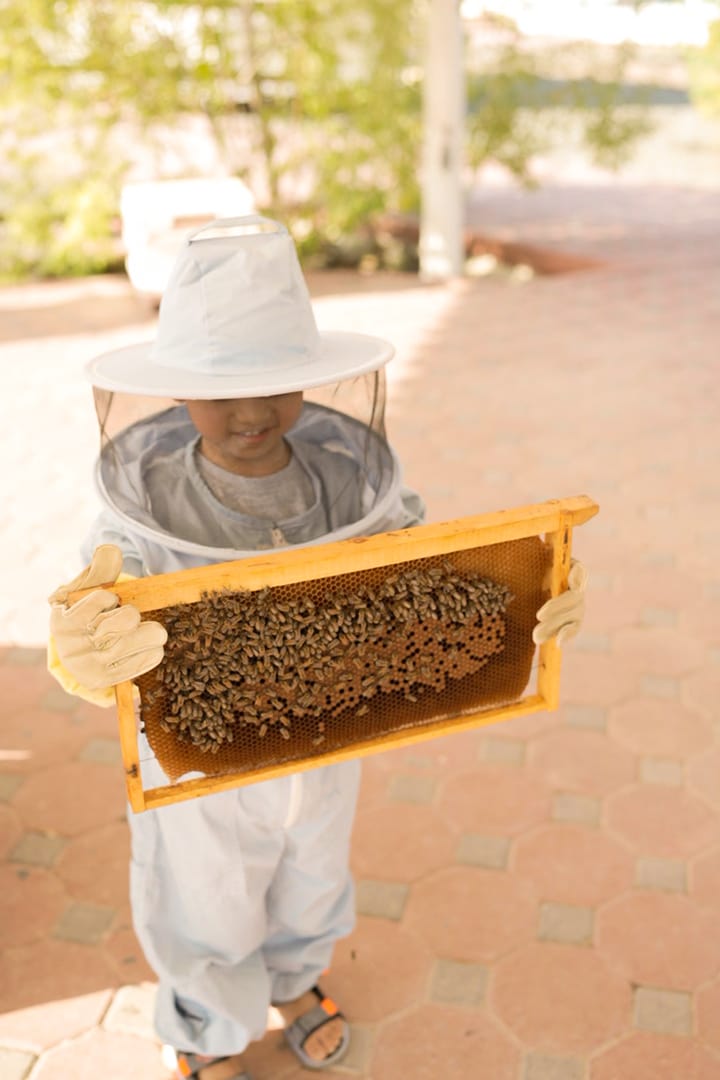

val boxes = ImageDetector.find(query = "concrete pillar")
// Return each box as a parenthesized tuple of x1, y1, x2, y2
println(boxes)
(419, 0, 466, 280)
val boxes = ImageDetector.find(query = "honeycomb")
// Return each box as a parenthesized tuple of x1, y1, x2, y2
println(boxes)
(136, 536, 550, 782)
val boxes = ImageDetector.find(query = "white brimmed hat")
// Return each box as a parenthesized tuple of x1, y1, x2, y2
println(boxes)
(87, 215, 394, 398)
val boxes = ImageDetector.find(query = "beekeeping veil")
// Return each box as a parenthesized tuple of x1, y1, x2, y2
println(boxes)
(86, 216, 404, 567)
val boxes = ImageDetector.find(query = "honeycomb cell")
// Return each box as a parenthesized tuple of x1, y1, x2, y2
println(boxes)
(137, 536, 549, 782)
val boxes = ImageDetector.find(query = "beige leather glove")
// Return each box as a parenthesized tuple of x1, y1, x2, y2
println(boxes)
(533, 559, 588, 647)
(49, 545, 167, 690)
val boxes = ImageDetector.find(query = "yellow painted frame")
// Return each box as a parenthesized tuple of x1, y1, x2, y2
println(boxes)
(92, 495, 598, 812)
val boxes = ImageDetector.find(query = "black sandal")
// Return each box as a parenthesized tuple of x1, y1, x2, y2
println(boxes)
(280, 986, 350, 1071)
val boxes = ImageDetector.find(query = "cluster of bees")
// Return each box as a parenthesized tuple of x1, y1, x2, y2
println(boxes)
(142, 562, 513, 756)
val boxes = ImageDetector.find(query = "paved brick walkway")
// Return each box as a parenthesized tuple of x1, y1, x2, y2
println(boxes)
(1, 179, 719, 1079)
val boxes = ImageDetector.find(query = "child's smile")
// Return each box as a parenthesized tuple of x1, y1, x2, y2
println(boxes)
(184, 393, 304, 476)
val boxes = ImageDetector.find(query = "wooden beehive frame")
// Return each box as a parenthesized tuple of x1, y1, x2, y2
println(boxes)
(84, 495, 597, 811)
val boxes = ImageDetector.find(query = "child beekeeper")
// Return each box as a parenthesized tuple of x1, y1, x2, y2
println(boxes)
(48, 216, 586, 1080)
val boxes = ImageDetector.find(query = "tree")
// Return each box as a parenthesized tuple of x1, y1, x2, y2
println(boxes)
(0, 0, 424, 274)
(688, 17, 720, 117)
(465, 26, 652, 185)
(0, 1, 650, 279)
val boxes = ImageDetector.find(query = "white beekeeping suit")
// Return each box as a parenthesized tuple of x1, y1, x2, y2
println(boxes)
(51, 216, 424, 1059)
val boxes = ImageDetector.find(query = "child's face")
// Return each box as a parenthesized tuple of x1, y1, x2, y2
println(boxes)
(183, 393, 304, 476)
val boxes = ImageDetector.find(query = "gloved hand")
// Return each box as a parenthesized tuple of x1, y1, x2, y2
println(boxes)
(532, 559, 588, 647)
(49, 545, 167, 690)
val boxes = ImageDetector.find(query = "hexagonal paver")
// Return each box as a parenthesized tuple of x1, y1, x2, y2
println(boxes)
(0, 804, 22, 859)
(610, 626, 704, 678)
(606, 786, 717, 858)
(70, 700, 123, 739)
(41, 687, 79, 713)
(689, 847, 720, 907)
(597, 892, 720, 991)
(329, 917, 434, 1023)
(77, 738, 123, 766)
(491, 942, 632, 1053)
(697, 979, 720, 1054)
(678, 596, 720, 641)
(0, 709, 93, 772)
(103, 919, 157, 984)
(356, 757, 393, 807)
(0, 939, 119, 1015)
(560, 653, 636, 708)
(512, 823, 634, 906)
(0, 864, 67, 950)
(54, 822, 131, 907)
(682, 666, 720, 718)
(528, 729, 635, 797)
(590, 1032, 720, 1080)
(492, 712, 561, 741)
(11, 761, 126, 837)
(0, 666, 52, 717)
(608, 698, 713, 758)
(403, 866, 537, 963)
(372, 1003, 520, 1080)
(583, 584, 637, 635)
(351, 802, 458, 882)
(0, 773, 24, 802)
(378, 728, 487, 775)
(612, 566, 702, 613)
(688, 747, 720, 810)
(437, 767, 552, 834)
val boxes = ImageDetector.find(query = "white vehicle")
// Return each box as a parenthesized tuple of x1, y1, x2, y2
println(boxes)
(120, 177, 256, 304)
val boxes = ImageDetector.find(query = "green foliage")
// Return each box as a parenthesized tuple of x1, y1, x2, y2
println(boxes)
(687, 20, 720, 117)
(467, 47, 558, 185)
(0, 153, 123, 280)
(0, 0, 423, 275)
(0, 0, 651, 278)
(467, 40, 652, 186)
(569, 44, 653, 169)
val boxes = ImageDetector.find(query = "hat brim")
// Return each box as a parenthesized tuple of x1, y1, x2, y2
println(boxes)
(86, 331, 394, 398)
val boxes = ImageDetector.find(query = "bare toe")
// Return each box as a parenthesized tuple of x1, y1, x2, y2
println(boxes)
(275, 988, 349, 1066)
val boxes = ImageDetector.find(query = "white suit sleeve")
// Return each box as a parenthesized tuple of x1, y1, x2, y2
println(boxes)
(398, 485, 426, 528)
(81, 512, 146, 578)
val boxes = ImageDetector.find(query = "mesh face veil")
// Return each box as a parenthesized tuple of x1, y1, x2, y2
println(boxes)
(91, 372, 397, 559)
